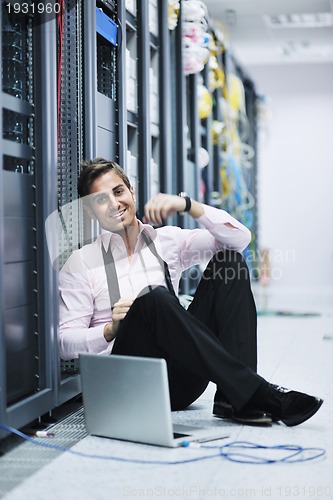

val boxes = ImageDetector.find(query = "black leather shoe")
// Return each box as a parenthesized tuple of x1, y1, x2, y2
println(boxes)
(213, 400, 272, 425)
(264, 384, 323, 427)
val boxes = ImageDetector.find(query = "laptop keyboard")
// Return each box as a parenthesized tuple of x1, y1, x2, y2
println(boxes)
(173, 432, 191, 439)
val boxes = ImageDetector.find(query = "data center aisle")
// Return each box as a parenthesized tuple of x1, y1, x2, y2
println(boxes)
(1, 286, 333, 500)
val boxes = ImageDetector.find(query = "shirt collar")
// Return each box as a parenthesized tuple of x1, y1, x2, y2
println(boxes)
(99, 221, 157, 252)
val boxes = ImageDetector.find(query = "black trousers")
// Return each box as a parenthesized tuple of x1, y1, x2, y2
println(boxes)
(112, 251, 265, 411)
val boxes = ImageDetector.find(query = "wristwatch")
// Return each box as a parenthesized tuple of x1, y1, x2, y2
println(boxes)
(178, 192, 192, 214)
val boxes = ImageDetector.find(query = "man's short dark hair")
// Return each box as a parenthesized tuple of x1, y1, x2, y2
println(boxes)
(78, 158, 131, 198)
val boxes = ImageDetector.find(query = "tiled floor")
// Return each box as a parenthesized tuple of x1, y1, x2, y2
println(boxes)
(2, 286, 333, 500)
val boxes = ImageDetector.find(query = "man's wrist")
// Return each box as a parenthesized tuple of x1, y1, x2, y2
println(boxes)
(178, 192, 192, 214)
(104, 322, 116, 342)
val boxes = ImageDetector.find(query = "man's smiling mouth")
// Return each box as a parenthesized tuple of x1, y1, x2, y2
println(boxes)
(111, 208, 126, 219)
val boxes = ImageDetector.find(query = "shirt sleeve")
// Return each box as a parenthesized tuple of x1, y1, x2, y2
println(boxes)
(177, 204, 251, 270)
(197, 204, 251, 250)
(58, 250, 112, 360)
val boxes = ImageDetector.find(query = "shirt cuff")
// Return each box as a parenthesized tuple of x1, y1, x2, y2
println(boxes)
(88, 324, 112, 351)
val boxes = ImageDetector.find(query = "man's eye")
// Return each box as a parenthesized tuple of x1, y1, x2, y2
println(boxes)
(95, 195, 107, 204)
(114, 189, 123, 195)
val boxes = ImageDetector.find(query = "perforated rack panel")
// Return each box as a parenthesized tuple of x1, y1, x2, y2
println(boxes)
(57, 0, 84, 267)
(57, 0, 85, 374)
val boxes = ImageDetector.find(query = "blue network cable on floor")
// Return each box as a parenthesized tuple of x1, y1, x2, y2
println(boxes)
(0, 423, 326, 465)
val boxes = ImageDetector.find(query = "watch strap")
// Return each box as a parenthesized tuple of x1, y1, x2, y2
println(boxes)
(178, 192, 191, 213)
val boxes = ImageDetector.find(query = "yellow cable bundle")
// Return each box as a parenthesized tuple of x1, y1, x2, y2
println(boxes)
(168, 0, 180, 30)
(227, 73, 245, 114)
(208, 55, 225, 91)
(220, 165, 231, 198)
(211, 120, 225, 145)
(198, 83, 213, 119)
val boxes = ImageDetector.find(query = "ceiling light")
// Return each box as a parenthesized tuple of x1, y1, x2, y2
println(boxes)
(276, 40, 333, 59)
(264, 12, 333, 28)
(224, 9, 237, 28)
(276, 41, 308, 57)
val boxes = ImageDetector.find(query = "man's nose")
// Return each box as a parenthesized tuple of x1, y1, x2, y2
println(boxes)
(107, 194, 118, 209)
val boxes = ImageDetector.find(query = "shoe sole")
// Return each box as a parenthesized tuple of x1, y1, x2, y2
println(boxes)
(223, 415, 272, 425)
(280, 398, 324, 427)
(213, 406, 273, 425)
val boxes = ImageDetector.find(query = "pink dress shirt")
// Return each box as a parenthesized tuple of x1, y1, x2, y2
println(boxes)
(59, 204, 251, 359)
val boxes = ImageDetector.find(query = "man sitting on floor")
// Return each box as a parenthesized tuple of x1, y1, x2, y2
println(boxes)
(58, 158, 323, 427)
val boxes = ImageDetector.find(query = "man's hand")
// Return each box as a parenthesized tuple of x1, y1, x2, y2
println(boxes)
(104, 298, 134, 342)
(143, 193, 204, 225)
(143, 194, 185, 225)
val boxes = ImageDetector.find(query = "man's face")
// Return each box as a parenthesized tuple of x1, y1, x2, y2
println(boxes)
(85, 171, 137, 233)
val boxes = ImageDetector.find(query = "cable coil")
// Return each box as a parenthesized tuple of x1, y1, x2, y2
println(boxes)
(0, 423, 326, 466)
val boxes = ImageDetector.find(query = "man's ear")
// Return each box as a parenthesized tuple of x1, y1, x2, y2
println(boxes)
(130, 186, 136, 204)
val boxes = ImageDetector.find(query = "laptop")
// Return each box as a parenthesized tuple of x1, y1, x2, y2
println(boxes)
(79, 353, 229, 448)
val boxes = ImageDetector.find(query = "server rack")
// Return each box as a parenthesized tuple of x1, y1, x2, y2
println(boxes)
(0, 4, 58, 436)
(224, 54, 259, 273)
(55, 0, 86, 403)
(170, 8, 186, 204)
(158, 0, 172, 196)
(95, 0, 118, 160)
(184, 72, 202, 294)
(57, 0, 173, 398)
(172, 3, 209, 294)
(201, 61, 213, 206)
(212, 47, 226, 200)
(118, 0, 170, 216)
(241, 73, 259, 277)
